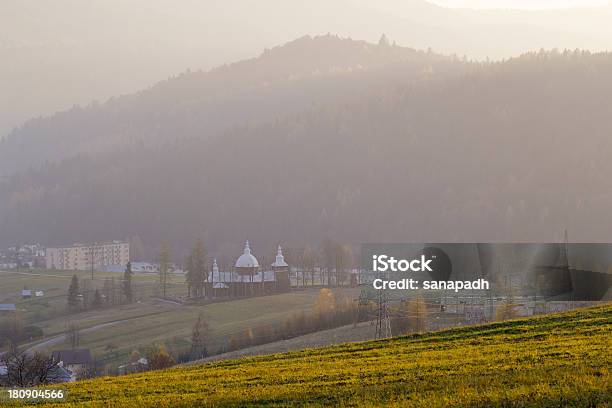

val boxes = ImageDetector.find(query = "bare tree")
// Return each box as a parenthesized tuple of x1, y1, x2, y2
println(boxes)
(66, 322, 80, 349)
(158, 242, 172, 299)
(110, 277, 117, 306)
(321, 238, 338, 287)
(1, 311, 23, 349)
(103, 277, 112, 306)
(0, 349, 62, 387)
(190, 313, 210, 360)
(302, 246, 317, 286)
(122, 261, 133, 303)
(391, 298, 428, 335)
(146, 345, 175, 370)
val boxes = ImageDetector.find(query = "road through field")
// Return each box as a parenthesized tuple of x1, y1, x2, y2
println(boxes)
(0, 270, 75, 279)
(24, 305, 181, 353)
(27, 321, 121, 351)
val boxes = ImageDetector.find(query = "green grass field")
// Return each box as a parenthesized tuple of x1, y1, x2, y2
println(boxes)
(0, 268, 177, 323)
(34, 291, 325, 368)
(1, 268, 334, 369)
(31, 304, 611, 407)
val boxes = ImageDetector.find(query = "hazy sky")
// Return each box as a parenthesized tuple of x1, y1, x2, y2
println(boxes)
(1, 0, 611, 139)
(431, 0, 608, 9)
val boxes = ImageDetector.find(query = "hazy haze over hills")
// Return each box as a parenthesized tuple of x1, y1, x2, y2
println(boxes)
(1, 35, 612, 259)
(0, 36, 454, 177)
(1, 0, 611, 138)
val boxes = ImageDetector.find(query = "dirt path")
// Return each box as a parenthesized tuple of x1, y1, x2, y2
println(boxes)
(23, 306, 178, 353)
(0, 270, 74, 279)
(150, 297, 183, 306)
(26, 321, 121, 352)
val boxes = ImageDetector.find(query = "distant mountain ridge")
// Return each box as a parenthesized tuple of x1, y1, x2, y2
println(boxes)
(3, 0, 612, 139)
(2, 38, 612, 258)
(0, 35, 454, 179)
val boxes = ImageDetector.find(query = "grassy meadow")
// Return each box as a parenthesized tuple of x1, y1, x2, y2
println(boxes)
(30, 304, 611, 407)
(34, 291, 324, 368)
(0, 268, 172, 322)
(0, 268, 334, 368)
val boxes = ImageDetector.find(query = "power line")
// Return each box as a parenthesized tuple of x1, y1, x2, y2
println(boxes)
(374, 270, 391, 339)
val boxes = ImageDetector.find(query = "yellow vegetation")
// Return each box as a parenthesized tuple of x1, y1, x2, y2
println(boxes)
(31, 304, 611, 407)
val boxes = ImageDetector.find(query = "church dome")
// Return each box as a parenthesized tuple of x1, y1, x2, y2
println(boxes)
(211, 258, 220, 280)
(271, 245, 288, 268)
(235, 241, 259, 268)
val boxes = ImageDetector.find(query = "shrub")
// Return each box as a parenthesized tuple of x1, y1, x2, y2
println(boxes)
(147, 345, 176, 370)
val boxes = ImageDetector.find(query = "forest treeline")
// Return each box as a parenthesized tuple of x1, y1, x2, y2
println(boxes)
(1, 35, 612, 259)
(0, 35, 456, 178)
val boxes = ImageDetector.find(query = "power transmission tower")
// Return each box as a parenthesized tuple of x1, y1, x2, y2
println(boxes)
(91, 245, 95, 280)
(375, 282, 391, 339)
(561, 229, 569, 269)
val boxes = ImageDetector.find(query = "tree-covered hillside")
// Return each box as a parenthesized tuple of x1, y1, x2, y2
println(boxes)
(2, 39, 612, 256)
(0, 35, 457, 179)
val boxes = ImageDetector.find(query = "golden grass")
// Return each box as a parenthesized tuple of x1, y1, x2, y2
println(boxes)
(28, 304, 612, 407)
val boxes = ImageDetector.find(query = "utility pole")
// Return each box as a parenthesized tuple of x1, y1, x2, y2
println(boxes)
(375, 264, 391, 339)
(375, 287, 391, 339)
(355, 288, 369, 326)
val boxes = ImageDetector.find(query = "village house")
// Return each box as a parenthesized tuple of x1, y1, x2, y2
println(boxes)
(0, 304, 16, 315)
(51, 349, 93, 380)
(117, 357, 149, 375)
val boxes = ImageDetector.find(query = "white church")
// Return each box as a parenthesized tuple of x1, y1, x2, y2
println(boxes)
(205, 241, 290, 297)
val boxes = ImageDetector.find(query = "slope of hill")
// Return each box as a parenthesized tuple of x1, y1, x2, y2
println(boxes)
(0, 35, 457, 179)
(2, 47, 612, 254)
(39, 305, 611, 407)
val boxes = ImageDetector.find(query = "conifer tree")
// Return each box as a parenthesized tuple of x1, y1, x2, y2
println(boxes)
(185, 252, 195, 297)
(158, 243, 171, 299)
(378, 33, 390, 47)
(122, 261, 133, 303)
(186, 239, 208, 297)
(103, 278, 111, 305)
(67, 274, 80, 311)
(92, 289, 103, 309)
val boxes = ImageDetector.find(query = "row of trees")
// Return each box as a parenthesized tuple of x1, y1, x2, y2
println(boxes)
(181, 237, 357, 300)
(226, 289, 361, 351)
(301, 239, 355, 287)
(185, 240, 207, 298)
(0, 313, 44, 348)
(109, 289, 362, 369)
(117, 313, 210, 373)
(64, 241, 173, 311)
(122, 236, 359, 303)
(390, 298, 428, 335)
(66, 263, 135, 312)
(58, 237, 357, 311)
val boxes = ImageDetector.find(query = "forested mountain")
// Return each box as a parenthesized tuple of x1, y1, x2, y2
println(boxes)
(2, 36, 612, 259)
(3, 0, 612, 139)
(0, 36, 454, 178)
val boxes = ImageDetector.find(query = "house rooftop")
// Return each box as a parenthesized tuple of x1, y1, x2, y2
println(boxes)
(52, 349, 93, 365)
(0, 304, 16, 311)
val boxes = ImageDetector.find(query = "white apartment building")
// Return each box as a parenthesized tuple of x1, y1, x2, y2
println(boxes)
(46, 241, 129, 271)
